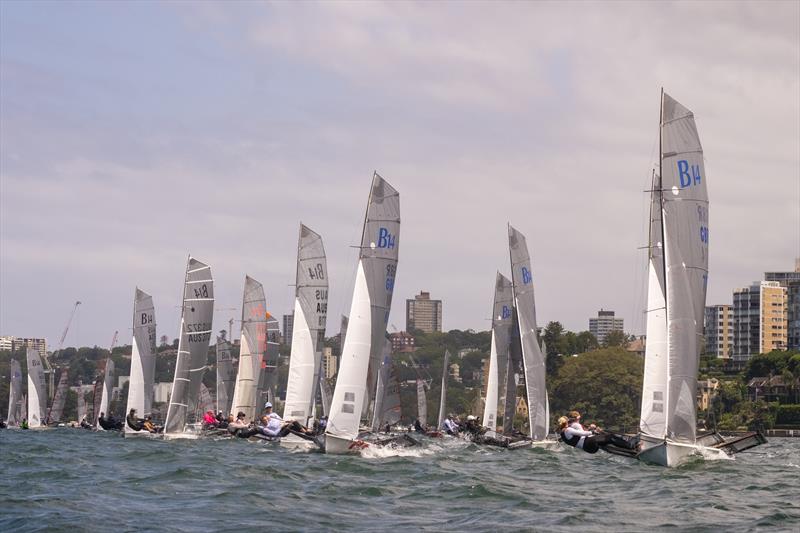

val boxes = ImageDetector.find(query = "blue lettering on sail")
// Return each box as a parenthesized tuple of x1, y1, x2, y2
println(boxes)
(677, 160, 702, 188)
(700, 226, 709, 244)
(377, 227, 395, 249)
(521, 267, 532, 285)
(502, 305, 511, 319)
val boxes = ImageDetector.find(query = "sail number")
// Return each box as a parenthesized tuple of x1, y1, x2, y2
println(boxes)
(677, 160, 702, 188)
(308, 263, 325, 280)
(521, 266, 532, 285)
(697, 205, 709, 245)
(140, 312, 154, 325)
(187, 322, 211, 343)
(193, 284, 209, 298)
(385, 263, 396, 291)
(377, 227, 396, 249)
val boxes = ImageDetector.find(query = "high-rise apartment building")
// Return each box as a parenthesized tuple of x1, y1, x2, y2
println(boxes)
(765, 259, 800, 350)
(282, 313, 294, 345)
(588, 309, 624, 345)
(4, 337, 48, 358)
(732, 281, 787, 362)
(322, 346, 338, 379)
(406, 291, 443, 333)
(704, 305, 733, 359)
(0, 336, 14, 352)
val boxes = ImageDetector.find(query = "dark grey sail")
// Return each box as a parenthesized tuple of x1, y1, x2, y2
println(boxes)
(660, 92, 709, 443)
(7, 359, 22, 425)
(508, 225, 548, 440)
(371, 338, 401, 431)
(215, 338, 235, 416)
(164, 257, 214, 435)
(47, 369, 69, 424)
(437, 350, 451, 429)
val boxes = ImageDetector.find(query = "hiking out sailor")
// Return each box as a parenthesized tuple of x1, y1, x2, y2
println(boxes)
(442, 415, 458, 435)
(126, 408, 145, 431)
(413, 419, 426, 433)
(142, 415, 160, 433)
(80, 415, 92, 429)
(558, 411, 638, 454)
(202, 410, 218, 428)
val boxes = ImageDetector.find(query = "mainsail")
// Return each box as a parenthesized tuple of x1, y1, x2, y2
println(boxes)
(640, 92, 709, 444)
(26, 348, 47, 428)
(483, 273, 513, 434)
(96, 358, 115, 429)
(164, 257, 214, 435)
(370, 338, 401, 431)
(76, 380, 87, 422)
(229, 276, 267, 423)
(92, 377, 103, 426)
(125, 288, 157, 432)
(215, 338, 235, 416)
(416, 379, 427, 427)
(436, 350, 451, 429)
(284, 224, 329, 423)
(327, 173, 400, 447)
(508, 225, 548, 440)
(7, 359, 22, 425)
(47, 369, 69, 424)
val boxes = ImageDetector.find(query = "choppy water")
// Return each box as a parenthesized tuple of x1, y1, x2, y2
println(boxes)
(1, 430, 798, 532)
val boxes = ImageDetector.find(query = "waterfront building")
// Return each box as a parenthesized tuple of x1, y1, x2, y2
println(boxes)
(389, 331, 415, 353)
(704, 305, 733, 359)
(282, 313, 294, 345)
(765, 259, 800, 350)
(5, 337, 48, 358)
(732, 281, 787, 362)
(322, 346, 338, 379)
(406, 291, 442, 333)
(0, 336, 14, 352)
(697, 378, 719, 412)
(588, 309, 624, 346)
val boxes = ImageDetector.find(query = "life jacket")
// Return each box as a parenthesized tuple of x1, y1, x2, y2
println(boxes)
(560, 428, 582, 447)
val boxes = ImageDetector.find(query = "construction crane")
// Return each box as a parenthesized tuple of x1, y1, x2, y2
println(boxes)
(109, 330, 119, 351)
(46, 301, 81, 399)
(215, 307, 237, 341)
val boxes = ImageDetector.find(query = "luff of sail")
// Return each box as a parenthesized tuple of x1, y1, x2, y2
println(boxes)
(26, 348, 47, 428)
(7, 359, 22, 425)
(661, 92, 708, 443)
(327, 173, 400, 447)
(284, 224, 328, 423)
(125, 288, 157, 433)
(484, 272, 513, 434)
(436, 350, 451, 429)
(215, 338, 235, 416)
(47, 369, 69, 424)
(230, 276, 267, 423)
(508, 225, 548, 441)
(164, 257, 214, 435)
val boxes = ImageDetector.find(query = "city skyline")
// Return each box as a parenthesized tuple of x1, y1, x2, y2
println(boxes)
(1, 2, 798, 348)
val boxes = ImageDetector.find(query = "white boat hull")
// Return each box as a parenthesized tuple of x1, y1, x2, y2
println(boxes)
(637, 438, 729, 467)
(324, 433, 369, 455)
(280, 434, 318, 451)
(530, 439, 559, 449)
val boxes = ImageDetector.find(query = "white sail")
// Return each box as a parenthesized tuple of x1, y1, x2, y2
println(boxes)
(7, 359, 22, 425)
(26, 348, 47, 428)
(164, 257, 214, 435)
(327, 173, 399, 450)
(76, 380, 87, 422)
(96, 358, 115, 430)
(284, 224, 329, 423)
(125, 288, 157, 433)
(229, 276, 267, 423)
(508, 225, 548, 440)
(436, 350, 451, 429)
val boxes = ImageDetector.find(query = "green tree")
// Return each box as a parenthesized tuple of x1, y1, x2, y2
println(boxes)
(603, 330, 627, 348)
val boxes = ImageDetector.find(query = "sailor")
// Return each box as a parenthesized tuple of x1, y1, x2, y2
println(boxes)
(142, 415, 160, 433)
(261, 403, 314, 439)
(80, 415, 92, 429)
(21, 418, 29, 429)
(413, 419, 426, 433)
(558, 411, 638, 454)
(126, 408, 144, 431)
(442, 414, 458, 435)
(202, 410, 218, 428)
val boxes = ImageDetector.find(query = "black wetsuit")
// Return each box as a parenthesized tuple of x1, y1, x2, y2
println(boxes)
(561, 425, 637, 454)
(127, 414, 144, 431)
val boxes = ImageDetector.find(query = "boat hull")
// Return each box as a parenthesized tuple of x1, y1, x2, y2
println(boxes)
(637, 438, 729, 467)
(324, 433, 369, 455)
(530, 439, 559, 449)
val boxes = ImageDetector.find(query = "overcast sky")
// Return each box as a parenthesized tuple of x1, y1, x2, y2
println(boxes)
(1, 1, 798, 349)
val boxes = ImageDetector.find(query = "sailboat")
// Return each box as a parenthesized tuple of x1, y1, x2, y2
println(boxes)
(283, 224, 329, 427)
(215, 337, 235, 416)
(46, 369, 69, 425)
(124, 288, 157, 436)
(229, 276, 267, 424)
(26, 347, 48, 429)
(371, 339, 402, 433)
(483, 273, 513, 437)
(324, 172, 401, 454)
(508, 224, 554, 446)
(436, 350, 451, 431)
(613, 91, 765, 466)
(96, 358, 115, 430)
(6, 359, 23, 426)
(163, 257, 215, 438)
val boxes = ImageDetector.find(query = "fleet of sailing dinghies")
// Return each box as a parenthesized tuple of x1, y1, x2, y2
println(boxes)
(325, 172, 400, 455)
(283, 224, 329, 427)
(508, 225, 550, 443)
(164, 257, 215, 438)
(26, 347, 47, 428)
(230, 276, 267, 424)
(124, 288, 157, 436)
(483, 273, 513, 437)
